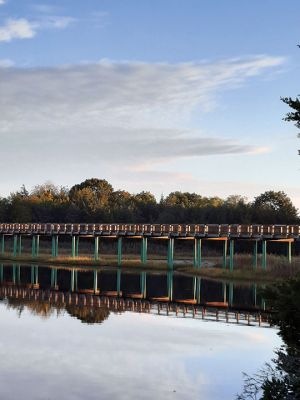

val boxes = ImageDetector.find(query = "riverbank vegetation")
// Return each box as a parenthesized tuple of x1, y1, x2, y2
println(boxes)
(0, 179, 298, 224)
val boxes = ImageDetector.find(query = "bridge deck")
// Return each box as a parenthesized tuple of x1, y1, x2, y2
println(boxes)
(0, 223, 299, 240)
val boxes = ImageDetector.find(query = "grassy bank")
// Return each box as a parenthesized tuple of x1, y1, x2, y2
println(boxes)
(0, 252, 299, 283)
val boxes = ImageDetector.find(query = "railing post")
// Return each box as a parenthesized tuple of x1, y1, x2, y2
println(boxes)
(262, 240, 267, 270)
(94, 237, 99, 260)
(167, 238, 174, 270)
(222, 240, 227, 268)
(117, 237, 122, 266)
(229, 240, 234, 271)
(252, 241, 258, 269)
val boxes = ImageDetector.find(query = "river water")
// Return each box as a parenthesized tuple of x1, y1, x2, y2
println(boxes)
(0, 264, 282, 400)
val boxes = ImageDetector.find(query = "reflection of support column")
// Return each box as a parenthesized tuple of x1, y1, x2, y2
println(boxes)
(94, 237, 99, 260)
(196, 277, 201, 303)
(223, 282, 227, 303)
(140, 237, 147, 264)
(31, 266, 35, 285)
(36, 235, 40, 257)
(140, 272, 147, 298)
(117, 269, 121, 296)
(117, 237, 122, 267)
(0, 264, 3, 283)
(229, 240, 234, 271)
(167, 238, 174, 270)
(262, 240, 267, 270)
(70, 269, 75, 292)
(51, 268, 57, 288)
(253, 284, 257, 307)
(12, 264, 16, 284)
(287, 241, 292, 264)
(1, 235, 4, 255)
(167, 271, 173, 301)
(17, 265, 21, 283)
(34, 267, 39, 285)
(18, 236, 22, 255)
(193, 277, 197, 300)
(222, 240, 227, 269)
(252, 241, 258, 269)
(32, 236, 36, 257)
(229, 282, 234, 306)
(193, 239, 202, 269)
(93, 270, 98, 293)
(52, 235, 58, 257)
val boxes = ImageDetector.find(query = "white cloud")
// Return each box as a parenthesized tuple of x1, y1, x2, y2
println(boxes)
(0, 0, 5, 5)
(0, 56, 285, 195)
(0, 58, 14, 67)
(0, 18, 36, 42)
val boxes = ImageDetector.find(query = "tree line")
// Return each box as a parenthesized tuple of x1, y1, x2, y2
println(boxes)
(0, 178, 298, 224)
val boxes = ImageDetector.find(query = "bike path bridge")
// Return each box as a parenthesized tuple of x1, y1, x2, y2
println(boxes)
(0, 223, 298, 270)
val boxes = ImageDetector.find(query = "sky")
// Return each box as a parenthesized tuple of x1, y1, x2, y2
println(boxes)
(0, 0, 300, 207)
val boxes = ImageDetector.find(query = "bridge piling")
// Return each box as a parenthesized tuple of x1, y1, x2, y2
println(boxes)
(262, 240, 267, 269)
(94, 237, 99, 260)
(222, 240, 227, 269)
(229, 240, 234, 271)
(117, 237, 122, 266)
(167, 238, 174, 270)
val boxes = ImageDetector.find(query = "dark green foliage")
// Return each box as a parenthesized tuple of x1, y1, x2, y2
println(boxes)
(281, 96, 300, 130)
(0, 180, 298, 223)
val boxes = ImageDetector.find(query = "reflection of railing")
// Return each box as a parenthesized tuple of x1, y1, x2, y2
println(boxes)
(0, 223, 300, 238)
(0, 285, 271, 328)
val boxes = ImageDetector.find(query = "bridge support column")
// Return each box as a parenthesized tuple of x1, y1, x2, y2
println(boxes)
(196, 277, 201, 303)
(262, 240, 267, 270)
(36, 235, 40, 257)
(93, 270, 98, 294)
(117, 237, 122, 266)
(167, 271, 173, 301)
(229, 240, 234, 271)
(17, 265, 21, 283)
(222, 240, 227, 269)
(94, 237, 99, 260)
(52, 235, 58, 257)
(287, 241, 292, 264)
(229, 282, 234, 306)
(70, 269, 77, 292)
(32, 236, 36, 257)
(34, 267, 39, 285)
(140, 271, 147, 298)
(167, 238, 174, 270)
(117, 268, 121, 296)
(193, 239, 202, 269)
(0, 264, 3, 283)
(71, 236, 76, 258)
(51, 268, 58, 289)
(140, 237, 147, 264)
(18, 236, 22, 255)
(1, 235, 4, 255)
(13, 235, 18, 257)
(75, 236, 79, 257)
(252, 241, 258, 269)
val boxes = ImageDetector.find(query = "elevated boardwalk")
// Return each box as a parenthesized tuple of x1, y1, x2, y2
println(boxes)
(0, 223, 297, 270)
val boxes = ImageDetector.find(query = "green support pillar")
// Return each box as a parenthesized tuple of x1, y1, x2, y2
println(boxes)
(52, 236, 58, 257)
(229, 240, 234, 271)
(252, 241, 258, 269)
(34, 267, 39, 285)
(17, 265, 21, 283)
(222, 240, 227, 269)
(31, 266, 35, 285)
(75, 236, 79, 257)
(71, 236, 76, 258)
(1, 235, 4, 255)
(18, 236, 22, 255)
(223, 282, 227, 303)
(167, 271, 173, 301)
(94, 237, 99, 260)
(193, 239, 202, 269)
(93, 270, 98, 293)
(167, 238, 174, 270)
(287, 241, 292, 264)
(140, 237, 147, 264)
(51, 268, 57, 288)
(117, 237, 122, 266)
(13, 235, 18, 257)
(262, 240, 267, 270)
(36, 235, 40, 257)
(117, 269, 121, 296)
(0, 264, 3, 283)
(32, 236, 36, 257)
(253, 284, 257, 307)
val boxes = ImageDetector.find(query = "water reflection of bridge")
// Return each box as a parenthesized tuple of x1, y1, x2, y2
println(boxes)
(0, 264, 271, 328)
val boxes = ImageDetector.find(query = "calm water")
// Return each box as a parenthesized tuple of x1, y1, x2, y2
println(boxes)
(0, 264, 282, 400)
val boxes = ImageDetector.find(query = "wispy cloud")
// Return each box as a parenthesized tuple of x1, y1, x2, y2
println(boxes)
(0, 0, 6, 5)
(0, 15, 75, 42)
(0, 19, 36, 42)
(0, 56, 284, 193)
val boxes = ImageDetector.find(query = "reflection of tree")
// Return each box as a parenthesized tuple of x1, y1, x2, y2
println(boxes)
(237, 278, 300, 399)
(7, 298, 63, 318)
(65, 305, 110, 324)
